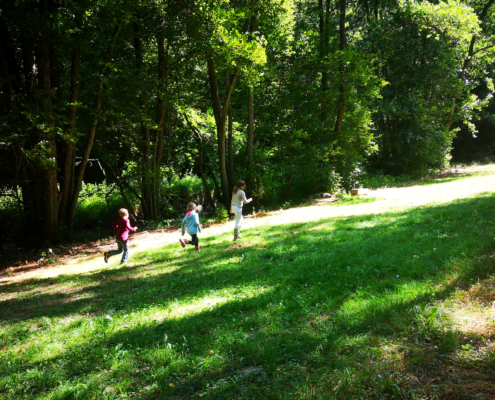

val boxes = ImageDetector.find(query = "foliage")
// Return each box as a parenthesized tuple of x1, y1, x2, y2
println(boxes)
(1, 0, 495, 241)
(167, 175, 211, 216)
(368, 0, 487, 175)
(75, 182, 124, 230)
(37, 248, 57, 266)
(215, 204, 229, 222)
(0, 187, 23, 242)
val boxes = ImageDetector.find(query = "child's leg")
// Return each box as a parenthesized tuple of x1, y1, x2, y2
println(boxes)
(187, 234, 197, 245)
(192, 234, 200, 251)
(233, 206, 242, 228)
(107, 240, 124, 259)
(120, 240, 129, 264)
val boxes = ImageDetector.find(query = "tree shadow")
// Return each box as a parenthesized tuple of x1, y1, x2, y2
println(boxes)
(1, 194, 495, 398)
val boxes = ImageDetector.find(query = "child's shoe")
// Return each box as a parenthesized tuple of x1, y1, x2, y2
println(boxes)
(104, 252, 108, 263)
(195, 244, 200, 252)
(179, 239, 186, 248)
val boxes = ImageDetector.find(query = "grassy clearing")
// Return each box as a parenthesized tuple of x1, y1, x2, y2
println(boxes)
(1, 166, 495, 399)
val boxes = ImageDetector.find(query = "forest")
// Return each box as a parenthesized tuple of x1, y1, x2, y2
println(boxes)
(1, 0, 495, 243)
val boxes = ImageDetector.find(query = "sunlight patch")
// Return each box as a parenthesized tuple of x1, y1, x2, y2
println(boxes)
(153, 284, 273, 322)
(354, 221, 378, 229)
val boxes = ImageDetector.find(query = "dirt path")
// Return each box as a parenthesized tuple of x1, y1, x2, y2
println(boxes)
(1, 165, 494, 286)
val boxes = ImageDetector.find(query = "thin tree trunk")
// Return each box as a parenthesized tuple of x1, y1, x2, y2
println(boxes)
(228, 105, 234, 186)
(318, 0, 331, 93)
(133, 17, 153, 220)
(0, 27, 13, 108)
(14, 144, 38, 237)
(225, 73, 235, 188)
(334, 0, 346, 134)
(183, 113, 215, 210)
(207, 164, 222, 206)
(246, 86, 254, 182)
(106, 163, 139, 222)
(21, 36, 35, 102)
(206, 56, 239, 209)
(59, 47, 80, 226)
(153, 34, 167, 219)
(36, 0, 59, 241)
(67, 23, 122, 229)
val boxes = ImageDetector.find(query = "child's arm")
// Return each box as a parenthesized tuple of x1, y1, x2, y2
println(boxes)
(241, 190, 252, 204)
(181, 217, 186, 236)
(126, 219, 137, 232)
(195, 213, 201, 233)
(112, 220, 118, 229)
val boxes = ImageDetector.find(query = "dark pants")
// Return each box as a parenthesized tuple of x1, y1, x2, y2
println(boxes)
(188, 234, 198, 246)
(107, 239, 129, 263)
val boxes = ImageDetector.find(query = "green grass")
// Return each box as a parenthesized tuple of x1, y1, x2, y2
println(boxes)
(1, 170, 495, 399)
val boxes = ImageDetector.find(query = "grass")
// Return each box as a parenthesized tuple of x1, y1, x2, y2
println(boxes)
(1, 166, 495, 399)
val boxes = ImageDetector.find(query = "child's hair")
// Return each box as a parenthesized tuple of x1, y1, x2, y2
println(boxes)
(232, 180, 246, 194)
(187, 202, 203, 212)
(119, 208, 129, 217)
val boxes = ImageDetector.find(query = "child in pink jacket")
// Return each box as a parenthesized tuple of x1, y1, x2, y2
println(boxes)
(104, 208, 137, 264)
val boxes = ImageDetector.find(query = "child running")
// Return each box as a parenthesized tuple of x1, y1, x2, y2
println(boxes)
(104, 208, 137, 264)
(230, 180, 252, 240)
(179, 202, 202, 251)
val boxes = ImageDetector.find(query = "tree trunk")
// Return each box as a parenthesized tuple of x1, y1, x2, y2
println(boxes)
(35, 0, 59, 242)
(246, 86, 254, 182)
(318, 0, 331, 93)
(67, 23, 122, 229)
(227, 106, 234, 188)
(133, 17, 154, 220)
(207, 164, 222, 206)
(184, 113, 215, 210)
(206, 56, 239, 209)
(152, 34, 167, 219)
(107, 163, 139, 222)
(226, 76, 235, 188)
(59, 47, 80, 226)
(334, 0, 346, 134)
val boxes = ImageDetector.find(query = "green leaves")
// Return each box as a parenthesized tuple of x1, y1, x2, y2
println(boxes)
(401, 0, 481, 43)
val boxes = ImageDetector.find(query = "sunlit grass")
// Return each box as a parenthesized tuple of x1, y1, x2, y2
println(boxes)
(1, 166, 495, 399)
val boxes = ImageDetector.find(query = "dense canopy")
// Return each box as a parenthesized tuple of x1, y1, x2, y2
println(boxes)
(1, 0, 495, 242)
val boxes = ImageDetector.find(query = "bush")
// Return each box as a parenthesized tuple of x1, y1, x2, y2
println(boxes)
(166, 175, 213, 215)
(360, 172, 417, 189)
(328, 170, 343, 193)
(215, 205, 229, 222)
(0, 187, 23, 241)
(75, 182, 123, 229)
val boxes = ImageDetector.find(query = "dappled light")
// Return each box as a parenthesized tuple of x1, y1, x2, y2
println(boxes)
(1, 169, 495, 398)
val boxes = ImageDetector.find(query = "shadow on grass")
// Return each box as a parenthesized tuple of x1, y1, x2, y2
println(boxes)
(1, 194, 495, 399)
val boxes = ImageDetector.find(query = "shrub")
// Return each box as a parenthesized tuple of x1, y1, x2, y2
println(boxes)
(166, 175, 213, 215)
(215, 205, 229, 222)
(75, 182, 123, 229)
(0, 187, 24, 241)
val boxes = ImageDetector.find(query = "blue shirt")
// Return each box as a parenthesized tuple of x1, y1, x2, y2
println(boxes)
(181, 211, 201, 235)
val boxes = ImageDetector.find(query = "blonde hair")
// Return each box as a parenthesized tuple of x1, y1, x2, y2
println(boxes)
(187, 202, 202, 212)
(119, 208, 129, 217)
(232, 180, 246, 194)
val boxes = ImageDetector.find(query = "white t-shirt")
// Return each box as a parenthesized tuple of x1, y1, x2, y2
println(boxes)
(231, 189, 251, 208)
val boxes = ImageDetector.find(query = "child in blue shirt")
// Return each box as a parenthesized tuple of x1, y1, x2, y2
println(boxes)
(179, 202, 202, 251)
